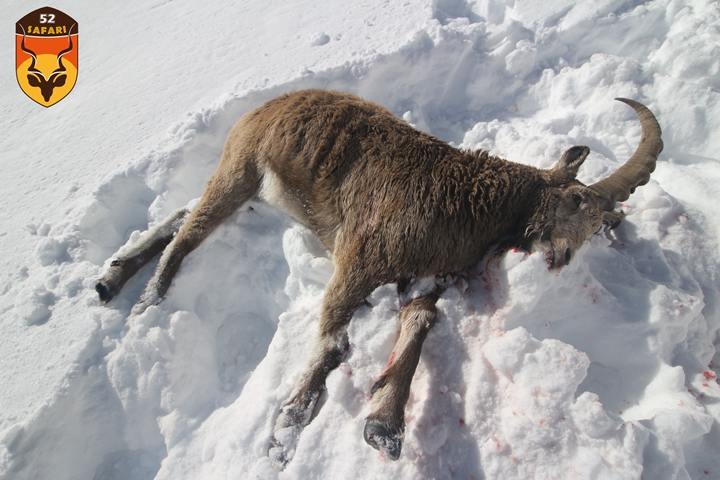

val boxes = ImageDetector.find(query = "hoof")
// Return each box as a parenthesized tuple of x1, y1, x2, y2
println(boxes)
(131, 299, 152, 316)
(95, 281, 114, 303)
(131, 287, 163, 316)
(269, 422, 302, 472)
(364, 419, 403, 460)
(96, 261, 127, 303)
(268, 435, 291, 471)
(268, 402, 311, 471)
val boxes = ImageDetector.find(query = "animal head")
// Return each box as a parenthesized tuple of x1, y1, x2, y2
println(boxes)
(524, 99, 663, 269)
(20, 25, 75, 102)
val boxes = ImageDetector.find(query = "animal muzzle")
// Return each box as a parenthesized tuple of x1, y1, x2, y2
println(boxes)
(547, 244, 573, 270)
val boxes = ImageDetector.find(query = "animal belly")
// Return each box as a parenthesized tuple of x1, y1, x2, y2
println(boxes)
(259, 169, 313, 226)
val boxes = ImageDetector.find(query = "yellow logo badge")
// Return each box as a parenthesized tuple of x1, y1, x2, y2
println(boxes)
(16, 7, 78, 107)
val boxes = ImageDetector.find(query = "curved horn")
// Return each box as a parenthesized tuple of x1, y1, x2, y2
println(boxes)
(19, 25, 41, 76)
(56, 24, 76, 66)
(48, 23, 76, 79)
(589, 98, 663, 211)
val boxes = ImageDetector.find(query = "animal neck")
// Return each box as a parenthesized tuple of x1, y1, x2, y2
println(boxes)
(419, 148, 547, 270)
(463, 150, 546, 234)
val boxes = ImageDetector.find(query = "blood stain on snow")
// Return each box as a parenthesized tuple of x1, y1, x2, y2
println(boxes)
(492, 437, 504, 451)
(703, 370, 717, 380)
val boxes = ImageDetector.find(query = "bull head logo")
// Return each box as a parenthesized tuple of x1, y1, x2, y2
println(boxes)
(16, 8, 78, 107)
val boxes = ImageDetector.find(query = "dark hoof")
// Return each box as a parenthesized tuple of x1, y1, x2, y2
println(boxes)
(95, 281, 114, 302)
(364, 419, 403, 460)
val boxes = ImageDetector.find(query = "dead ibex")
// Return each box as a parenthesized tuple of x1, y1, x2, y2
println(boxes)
(96, 90, 662, 469)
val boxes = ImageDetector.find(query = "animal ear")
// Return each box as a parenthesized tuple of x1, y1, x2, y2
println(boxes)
(548, 146, 590, 184)
(52, 74, 67, 87)
(27, 74, 41, 87)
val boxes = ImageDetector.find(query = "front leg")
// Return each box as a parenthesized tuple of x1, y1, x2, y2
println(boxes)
(364, 292, 439, 460)
(269, 268, 375, 471)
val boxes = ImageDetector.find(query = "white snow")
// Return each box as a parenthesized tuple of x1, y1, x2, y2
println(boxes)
(2, 0, 720, 478)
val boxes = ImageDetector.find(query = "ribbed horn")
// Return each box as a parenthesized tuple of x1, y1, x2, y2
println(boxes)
(589, 98, 663, 211)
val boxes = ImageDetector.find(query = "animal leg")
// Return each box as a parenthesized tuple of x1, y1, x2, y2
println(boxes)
(96, 207, 190, 302)
(269, 267, 376, 470)
(364, 291, 439, 460)
(132, 160, 261, 315)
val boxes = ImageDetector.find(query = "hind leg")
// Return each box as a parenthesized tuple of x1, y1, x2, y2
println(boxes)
(96, 207, 190, 302)
(131, 152, 262, 314)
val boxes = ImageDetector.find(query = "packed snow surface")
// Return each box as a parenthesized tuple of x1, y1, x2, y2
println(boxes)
(2, 0, 720, 478)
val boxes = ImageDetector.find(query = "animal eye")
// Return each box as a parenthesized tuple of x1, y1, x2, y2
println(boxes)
(571, 193, 583, 207)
